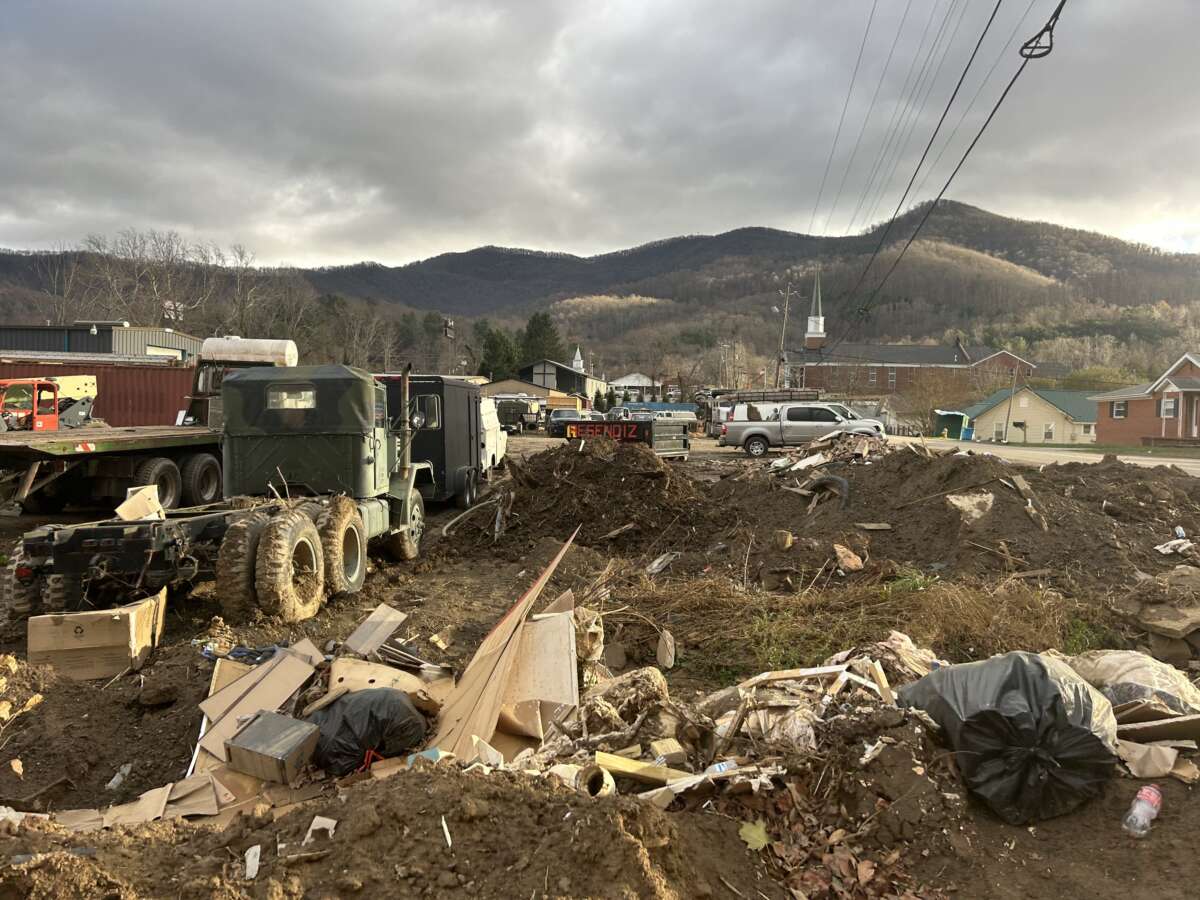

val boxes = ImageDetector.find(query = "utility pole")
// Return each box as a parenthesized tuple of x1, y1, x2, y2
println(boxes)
(774, 283, 793, 389)
(1001, 365, 1018, 442)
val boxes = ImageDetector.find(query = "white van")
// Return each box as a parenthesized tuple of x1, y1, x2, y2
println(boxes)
(479, 398, 508, 479)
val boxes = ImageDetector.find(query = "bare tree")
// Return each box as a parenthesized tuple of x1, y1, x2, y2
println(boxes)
(35, 243, 98, 325)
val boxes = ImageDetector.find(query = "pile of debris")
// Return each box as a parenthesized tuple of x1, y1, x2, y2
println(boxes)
(448, 437, 708, 554)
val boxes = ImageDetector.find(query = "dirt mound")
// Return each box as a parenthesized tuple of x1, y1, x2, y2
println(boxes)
(0, 764, 784, 899)
(457, 438, 709, 555)
(715, 450, 1200, 595)
(0, 644, 207, 811)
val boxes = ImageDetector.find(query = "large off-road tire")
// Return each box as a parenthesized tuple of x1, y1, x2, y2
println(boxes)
(41, 573, 83, 612)
(180, 453, 222, 506)
(455, 470, 478, 510)
(255, 510, 325, 623)
(215, 511, 272, 622)
(134, 457, 183, 510)
(0, 549, 39, 621)
(386, 490, 424, 561)
(294, 500, 325, 522)
(744, 436, 769, 458)
(316, 496, 366, 597)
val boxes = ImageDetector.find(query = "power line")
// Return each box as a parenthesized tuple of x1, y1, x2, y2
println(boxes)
(822, 0, 915, 234)
(844, 0, 950, 236)
(806, 0, 880, 235)
(830, 0, 1007, 349)
(826, 0, 1070, 358)
(911, 0, 1040, 203)
(862, 0, 973, 231)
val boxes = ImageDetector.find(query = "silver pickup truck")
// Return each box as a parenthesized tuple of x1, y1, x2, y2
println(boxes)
(718, 402, 886, 456)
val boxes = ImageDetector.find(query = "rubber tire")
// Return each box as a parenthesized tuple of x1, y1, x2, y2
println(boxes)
(455, 470, 478, 510)
(180, 453, 222, 506)
(0, 548, 39, 620)
(293, 500, 325, 522)
(42, 573, 83, 612)
(744, 436, 769, 458)
(387, 490, 424, 561)
(255, 510, 325, 623)
(316, 496, 367, 597)
(134, 457, 183, 510)
(215, 511, 271, 622)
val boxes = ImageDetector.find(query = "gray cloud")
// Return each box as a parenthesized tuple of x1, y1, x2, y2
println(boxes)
(1, 0, 1197, 265)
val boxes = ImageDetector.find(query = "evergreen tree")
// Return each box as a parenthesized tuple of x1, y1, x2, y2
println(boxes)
(605, 387, 617, 409)
(477, 327, 520, 381)
(520, 312, 565, 366)
(593, 389, 605, 412)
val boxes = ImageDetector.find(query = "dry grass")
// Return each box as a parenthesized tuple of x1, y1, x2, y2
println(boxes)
(603, 570, 1121, 685)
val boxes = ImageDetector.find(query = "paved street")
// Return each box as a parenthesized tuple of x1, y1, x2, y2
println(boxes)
(894, 436, 1200, 477)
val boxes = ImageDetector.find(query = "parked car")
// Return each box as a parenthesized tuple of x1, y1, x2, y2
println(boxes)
(479, 397, 508, 478)
(719, 402, 886, 457)
(546, 408, 581, 437)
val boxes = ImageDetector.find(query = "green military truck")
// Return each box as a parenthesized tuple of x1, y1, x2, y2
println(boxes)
(1, 364, 429, 624)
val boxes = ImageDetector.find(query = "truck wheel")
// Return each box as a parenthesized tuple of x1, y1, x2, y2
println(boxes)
(134, 457, 183, 510)
(316, 497, 366, 597)
(42, 573, 83, 612)
(181, 453, 222, 506)
(0, 549, 39, 621)
(255, 510, 325, 623)
(387, 490, 424, 561)
(744, 436, 769, 458)
(455, 470, 477, 510)
(215, 511, 271, 622)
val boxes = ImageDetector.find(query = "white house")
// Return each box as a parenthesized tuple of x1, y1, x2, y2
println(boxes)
(610, 372, 661, 399)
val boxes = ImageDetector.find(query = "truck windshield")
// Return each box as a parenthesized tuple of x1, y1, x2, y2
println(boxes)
(1, 384, 33, 412)
(267, 385, 316, 409)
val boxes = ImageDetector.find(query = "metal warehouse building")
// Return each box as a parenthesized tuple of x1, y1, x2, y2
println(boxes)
(0, 322, 203, 361)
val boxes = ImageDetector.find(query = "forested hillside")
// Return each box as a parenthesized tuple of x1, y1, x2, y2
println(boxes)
(1, 200, 1197, 383)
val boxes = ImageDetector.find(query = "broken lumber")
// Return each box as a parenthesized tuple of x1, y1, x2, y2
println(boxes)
(594, 751, 691, 786)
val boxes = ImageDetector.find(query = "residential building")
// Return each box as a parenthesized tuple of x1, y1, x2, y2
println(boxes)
(963, 387, 1097, 444)
(0, 322, 203, 361)
(786, 278, 1033, 394)
(1091, 352, 1200, 445)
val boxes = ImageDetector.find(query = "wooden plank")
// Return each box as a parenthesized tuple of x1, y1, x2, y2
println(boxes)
(869, 661, 896, 705)
(1118, 714, 1200, 743)
(594, 751, 691, 786)
(343, 604, 408, 656)
(739, 664, 848, 690)
(1010, 474, 1039, 505)
(854, 523, 892, 531)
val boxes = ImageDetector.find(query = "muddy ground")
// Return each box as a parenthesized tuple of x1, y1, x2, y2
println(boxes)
(1, 434, 1199, 898)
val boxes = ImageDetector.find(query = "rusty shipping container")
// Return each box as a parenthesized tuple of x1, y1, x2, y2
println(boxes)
(0, 361, 195, 426)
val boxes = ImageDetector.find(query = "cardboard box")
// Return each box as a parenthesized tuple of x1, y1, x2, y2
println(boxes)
(27, 591, 167, 681)
(225, 711, 320, 784)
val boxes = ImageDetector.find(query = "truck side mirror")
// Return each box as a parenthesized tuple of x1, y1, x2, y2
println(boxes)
(410, 411, 426, 430)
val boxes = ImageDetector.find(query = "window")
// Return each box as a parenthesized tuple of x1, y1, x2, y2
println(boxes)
(1018, 395, 1029, 408)
(1110, 401, 1127, 419)
(810, 407, 840, 423)
(887, 367, 896, 389)
(267, 385, 316, 409)
(1043, 423, 1055, 441)
(415, 394, 441, 429)
(1159, 398, 1177, 419)
(785, 407, 810, 422)
(1083, 423, 1093, 435)
(1, 384, 32, 412)
(36, 388, 56, 415)
(993, 421, 1005, 441)
(868, 368, 877, 386)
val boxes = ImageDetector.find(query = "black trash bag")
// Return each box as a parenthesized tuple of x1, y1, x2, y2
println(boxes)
(899, 651, 1118, 825)
(306, 688, 427, 776)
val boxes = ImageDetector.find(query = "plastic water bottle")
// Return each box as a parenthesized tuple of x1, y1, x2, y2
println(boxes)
(1122, 784, 1162, 838)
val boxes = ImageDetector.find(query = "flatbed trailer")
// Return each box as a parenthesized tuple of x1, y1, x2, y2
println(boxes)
(561, 418, 690, 459)
(0, 425, 222, 513)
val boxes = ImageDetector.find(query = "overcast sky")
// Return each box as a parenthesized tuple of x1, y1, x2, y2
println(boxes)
(2, 0, 1197, 266)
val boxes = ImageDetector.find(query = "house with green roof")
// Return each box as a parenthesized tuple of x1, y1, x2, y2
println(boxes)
(962, 386, 1097, 444)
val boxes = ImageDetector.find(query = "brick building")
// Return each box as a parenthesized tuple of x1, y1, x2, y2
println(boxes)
(786, 274, 1035, 395)
(1091, 352, 1200, 445)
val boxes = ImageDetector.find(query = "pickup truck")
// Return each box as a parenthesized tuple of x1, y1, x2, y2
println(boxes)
(718, 402, 885, 456)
